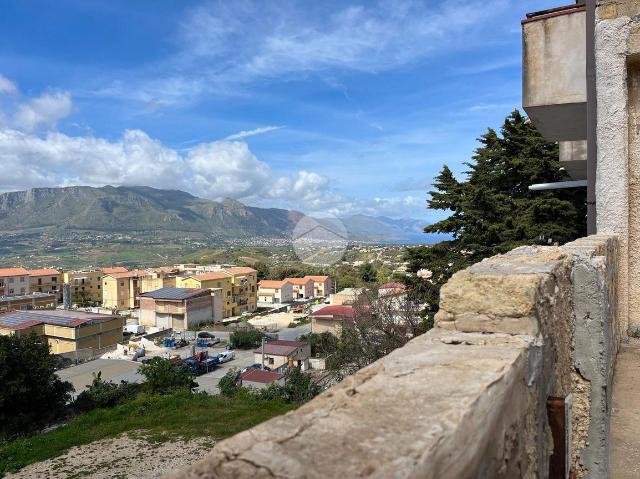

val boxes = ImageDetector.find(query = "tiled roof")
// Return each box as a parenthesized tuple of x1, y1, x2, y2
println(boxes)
(0, 310, 117, 330)
(193, 272, 231, 281)
(225, 267, 257, 275)
(101, 267, 128, 274)
(305, 275, 330, 282)
(28, 268, 61, 276)
(0, 267, 29, 277)
(241, 369, 284, 384)
(284, 277, 313, 285)
(380, 282, 406, 290)
(259, 280, 288, 288)
(311, 305, 355, 319)
(140, 288, 210, 300)
(254, 339, 308, 357)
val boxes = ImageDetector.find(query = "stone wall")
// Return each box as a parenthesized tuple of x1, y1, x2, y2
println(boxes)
(172, 235, 618, 479)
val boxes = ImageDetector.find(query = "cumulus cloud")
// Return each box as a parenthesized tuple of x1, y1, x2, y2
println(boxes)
(0, 74, 18, 94)
(12, 91, 72, 132)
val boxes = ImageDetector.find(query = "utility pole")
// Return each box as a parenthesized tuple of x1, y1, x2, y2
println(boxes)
(261, 337, 265, 370)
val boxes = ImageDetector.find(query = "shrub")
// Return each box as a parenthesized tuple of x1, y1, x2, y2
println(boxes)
(138, 357, 197, 394)
(218, 368, 241, 398)
(0, 333, 73, 439)
(230, 329, 264, 349)
(73, 372, 141, 412)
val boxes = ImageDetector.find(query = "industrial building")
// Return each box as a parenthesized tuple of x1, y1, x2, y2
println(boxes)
(0, 309, 123, 354)
(138, 287, 222, 330)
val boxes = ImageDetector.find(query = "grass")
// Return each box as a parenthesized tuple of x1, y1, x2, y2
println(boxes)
(0, 392, 296, 476)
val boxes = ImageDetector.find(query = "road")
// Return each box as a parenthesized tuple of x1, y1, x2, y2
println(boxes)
(57, 358, 143, 397)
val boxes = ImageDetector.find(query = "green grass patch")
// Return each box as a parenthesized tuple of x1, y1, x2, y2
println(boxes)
(0, 392, 296, 476)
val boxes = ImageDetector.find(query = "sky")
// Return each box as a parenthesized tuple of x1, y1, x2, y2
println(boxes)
(0, 0, 560, 223)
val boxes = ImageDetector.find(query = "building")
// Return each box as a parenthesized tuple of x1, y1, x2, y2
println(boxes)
(305, 275, 332, 298)
(102, 270, 148, 310)
(140, 267, 179, 293)
(63, 267, 128, 304)
(330, 287, 366, 306)
(138, 287, 223, 330)
(178, 272, 234, 318)
(254, 339, 311, 372)
(0, 309, 123, 354)
(0, 267, 30, 297)
(284, 277, 315, 299)
(225, 267, 258, 316)
(240, 369, 285, 389)
(28, 268, 62, 301)
(311, 305, 355, 336)
(258, 280, 294, 304)
(0, 292, 57, 313)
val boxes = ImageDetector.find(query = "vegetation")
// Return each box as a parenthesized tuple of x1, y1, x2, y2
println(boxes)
(219, 368, 321, 404)
(74, 372, 142, 413)
(299, 332, 339, 357)
(404, 110, 587, 322)
(0, 334, 73, 439)
(230, 329, 265, 349)
(0, 392, 296, 475)
(138, 357, 198, 394)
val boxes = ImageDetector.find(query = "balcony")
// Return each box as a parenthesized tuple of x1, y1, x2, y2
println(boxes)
(522, 4, 586, 141)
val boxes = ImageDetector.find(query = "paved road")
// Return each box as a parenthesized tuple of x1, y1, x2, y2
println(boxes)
(278, 324, 311, 340)
(57, 359, 143, 397)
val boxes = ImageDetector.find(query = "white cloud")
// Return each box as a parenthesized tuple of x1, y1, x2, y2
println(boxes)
(224, 126, 282, 141)
(0, 75, 18, 95)
(13, 91, 72, 131)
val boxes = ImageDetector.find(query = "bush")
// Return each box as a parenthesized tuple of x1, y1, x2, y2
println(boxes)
(73, 372, 141, 412)
(138, 357, 197, 394)
(0, 333, 73, 439)
(218, 368, 241, 398)
(299, 332, 338, 357)
(230, 329, 264, 349)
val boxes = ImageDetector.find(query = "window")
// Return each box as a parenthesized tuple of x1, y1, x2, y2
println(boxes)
(52, 277, 57, 282)
(268, 358, 274, 365)
(38, 278, 42, 285)
(98, 285, 101, 289)
(19, 277, 25, 283)
(120, 282, 124, 286)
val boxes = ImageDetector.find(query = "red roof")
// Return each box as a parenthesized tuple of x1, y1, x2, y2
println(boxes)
(225, 267, 257, 275)
(305, 275, 329, 282)
(0, 267, 29, 277)
(285, 277, 313, 285)
(259, 280, 288, 288)
(101, 267, 128, 274)
(193, 272, 231, 281)
(241, 369, 284, 384)
(28, 268, 61, 276)
(311, 305, 355, 319)
(254, 339, 308, 357)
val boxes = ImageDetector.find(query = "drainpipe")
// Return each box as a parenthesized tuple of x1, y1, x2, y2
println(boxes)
(586, 0, 597, 234)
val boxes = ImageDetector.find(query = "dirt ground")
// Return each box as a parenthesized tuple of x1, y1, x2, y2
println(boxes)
(6, 433, 214, 479)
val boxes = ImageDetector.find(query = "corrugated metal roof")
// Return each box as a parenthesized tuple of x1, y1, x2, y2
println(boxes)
(140, 288, 210, 300)
(0, 309, 116, 330)
(254, 339, 308, 357)
(241, 369, 284, 383)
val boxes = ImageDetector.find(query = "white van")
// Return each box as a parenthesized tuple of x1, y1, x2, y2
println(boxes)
(124, 324, 144, 335)
(218, 351, 235, 363)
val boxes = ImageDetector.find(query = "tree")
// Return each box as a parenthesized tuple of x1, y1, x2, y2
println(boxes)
(230, 329, 264, 349)
(74, 372, 140, 412)
(299, 332, 339, 357)
(282, 368, 320, 403)
(404, 109, 587, 322)
(138, 357, 197, 394)
(358, 262, 378, 283)
(0, 333, 73, 438)
(218, 368, 241, 397)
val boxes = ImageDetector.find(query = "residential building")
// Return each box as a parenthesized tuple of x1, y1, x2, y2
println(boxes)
(63, 267, 128, 304)
(0, 309, 123, 353)
(311, 305, 355, 336)
(258, 280, 293, 304)
(28, 268, 62, 301)
(378, 282, 406, 298)
(305, 275, 332, 297)
(254, 339, 311, 372)
(0, 292, 57, 313)
(102, 270, 149, 310)
(178, 272, 234, 318)
(226, 267, 258, 315)
(140, 267, 179, 293)
(0, 267, 30, 297)
(240, 369, 285, 389)
(330, 287, 367, 306)
(138, 287, 223, 330)
(284, 277, 315, 299)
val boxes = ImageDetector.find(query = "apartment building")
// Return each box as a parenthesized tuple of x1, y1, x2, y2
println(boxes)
(28, 268, 62, 301)
(178, 272, 234, 318)
(63, 267, 128, 304)
(0, 309, 123, 353)
(258, 280, 294, 304)
(305, 275, 332, 297)
(0, 268, 30, 297)
(284, 277, 315, 299)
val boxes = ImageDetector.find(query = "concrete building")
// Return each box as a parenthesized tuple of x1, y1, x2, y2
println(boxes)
(0, 267, 30, 297)
(226, 267, 258, 316)
(138, 287, 222, 330)
(140, 267, 179, 293)
(178, 272, 234, 318)
(311, 305, 355, 336)
(330, 287, 366, 306)
(254, 339, 311, 372)
(258, 280, 294, 304)
(305, 275, 332, 298)
(240, 369, 285, 389)
(284, 277, 315, 299)
(28, 268, 62, 301)
(0, 309, 123, 354)
(63, 267, 128, 304)
(0, 292, 57, 313)
(102, 271, 142, 310)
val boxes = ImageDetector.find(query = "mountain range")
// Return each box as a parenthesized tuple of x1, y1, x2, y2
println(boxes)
(0, 186, 439, 243)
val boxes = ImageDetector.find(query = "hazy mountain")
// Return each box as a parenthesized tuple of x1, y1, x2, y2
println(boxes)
(0, 186, 439, 243)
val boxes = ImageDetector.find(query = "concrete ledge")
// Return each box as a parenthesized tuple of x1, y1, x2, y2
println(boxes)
(171, 330, 546, 479)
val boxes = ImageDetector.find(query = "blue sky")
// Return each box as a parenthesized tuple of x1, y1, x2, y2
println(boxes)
(0, 0, 560, 222)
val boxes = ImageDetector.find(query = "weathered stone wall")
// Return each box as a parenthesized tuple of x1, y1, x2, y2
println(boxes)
(171, 236, 618, 479)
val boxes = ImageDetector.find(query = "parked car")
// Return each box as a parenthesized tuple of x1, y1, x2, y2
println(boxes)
(197, 331, 216, 339)
(218, 350, 235, 363)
